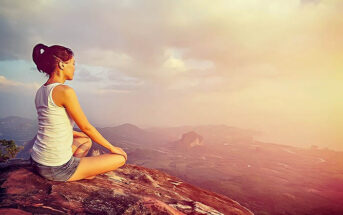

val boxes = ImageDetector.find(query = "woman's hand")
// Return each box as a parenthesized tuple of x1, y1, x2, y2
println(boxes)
(109, 146, 127, 162)
(73, 130, 88, 138)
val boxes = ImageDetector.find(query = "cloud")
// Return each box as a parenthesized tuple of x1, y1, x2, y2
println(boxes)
(162, 47, 215, 74)
(1, 0, 342, 85)
(79, 48, 133, 69)
(0, 75, 40, 93)
(75, 64, 105, 82)
(1, 0, 342, 150)
(103, 74, 145, 91)
(1, 0, 342, 94)
(91, 88, 132, 95)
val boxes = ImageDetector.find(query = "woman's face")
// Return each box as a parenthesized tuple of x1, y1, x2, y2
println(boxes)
(62, 57, 76, 80)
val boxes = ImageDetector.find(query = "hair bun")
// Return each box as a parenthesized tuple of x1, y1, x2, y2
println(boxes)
(32, 43, 49, 72)
(39, 43, 48, 54)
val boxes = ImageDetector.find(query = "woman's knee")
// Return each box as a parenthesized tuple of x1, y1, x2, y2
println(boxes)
(77, 136, 92, 150)
(110, 153, 126, 166)
(84, 137, 92, 148)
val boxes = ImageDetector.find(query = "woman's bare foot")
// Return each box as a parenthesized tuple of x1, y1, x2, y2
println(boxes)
(85, 175, 96, 180)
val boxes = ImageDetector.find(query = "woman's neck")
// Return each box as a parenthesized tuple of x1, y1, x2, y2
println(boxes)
(44, 77, 65, 86)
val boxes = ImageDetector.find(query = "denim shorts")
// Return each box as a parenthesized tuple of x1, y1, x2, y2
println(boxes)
(30, 155, 81, 182)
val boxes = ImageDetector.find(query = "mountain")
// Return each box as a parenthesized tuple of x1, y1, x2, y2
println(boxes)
(167, 131, 204, 151)
(0, 160, 254, 215)
(146, 124, 258, 146)
(178, 131, 204, 147)
(98, 123, 170, 147)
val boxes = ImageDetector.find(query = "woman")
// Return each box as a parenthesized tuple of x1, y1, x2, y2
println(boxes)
(30, 43, 127, 182)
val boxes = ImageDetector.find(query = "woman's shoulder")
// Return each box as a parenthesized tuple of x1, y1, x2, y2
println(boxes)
(56, 84, 78, 99)
(52, 84, 77, 107)
(53, 84, 75, 99)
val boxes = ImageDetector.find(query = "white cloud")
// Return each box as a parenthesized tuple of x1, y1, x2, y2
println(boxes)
(162, 47, 215, 77)
(0, 75, 40, 92)
(92, 88, 132, 95)
(79, 48, 133, 69)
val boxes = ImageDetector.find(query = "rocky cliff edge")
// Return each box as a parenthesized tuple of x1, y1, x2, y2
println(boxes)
(0, 160, 253, 215)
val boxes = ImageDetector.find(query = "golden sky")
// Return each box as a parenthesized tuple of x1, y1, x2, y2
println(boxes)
(0, 0, 342, 150)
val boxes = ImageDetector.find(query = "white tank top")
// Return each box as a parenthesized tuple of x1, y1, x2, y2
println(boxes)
(31, 82, 75, 166)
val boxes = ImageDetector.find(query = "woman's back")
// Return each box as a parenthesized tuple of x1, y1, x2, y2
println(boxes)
(31, 82, 75, 166)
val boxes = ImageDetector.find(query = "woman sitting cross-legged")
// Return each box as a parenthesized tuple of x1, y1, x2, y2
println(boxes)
(30, 43, 127, 182)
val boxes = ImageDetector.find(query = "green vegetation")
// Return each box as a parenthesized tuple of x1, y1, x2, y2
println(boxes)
(0, 139, 23, 162)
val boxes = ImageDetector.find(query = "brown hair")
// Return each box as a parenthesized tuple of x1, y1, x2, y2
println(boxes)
(32, 43, 74, 77)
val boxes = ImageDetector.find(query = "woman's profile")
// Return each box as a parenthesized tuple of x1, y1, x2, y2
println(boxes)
(30, 43, 127, 182)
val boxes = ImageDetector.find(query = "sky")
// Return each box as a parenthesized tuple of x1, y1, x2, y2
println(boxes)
(0, 0, 342, 150)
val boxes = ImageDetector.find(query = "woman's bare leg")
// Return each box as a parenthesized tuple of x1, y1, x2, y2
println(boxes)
(72, 136, 92, 158)
(69, 135, 126, 181)
(67, 153, 126, 181)
(72, 136, 95, 179)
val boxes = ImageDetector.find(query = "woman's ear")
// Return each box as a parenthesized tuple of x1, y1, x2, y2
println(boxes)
(58, 61, 64, 70)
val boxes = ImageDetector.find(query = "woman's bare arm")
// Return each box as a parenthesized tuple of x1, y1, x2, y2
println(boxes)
(61, 86, 116, 152)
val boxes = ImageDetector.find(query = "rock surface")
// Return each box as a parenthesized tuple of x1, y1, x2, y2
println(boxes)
(0, 160, 254, 215)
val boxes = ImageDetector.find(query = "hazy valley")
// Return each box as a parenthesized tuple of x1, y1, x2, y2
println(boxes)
(3, 116, 343, 215)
